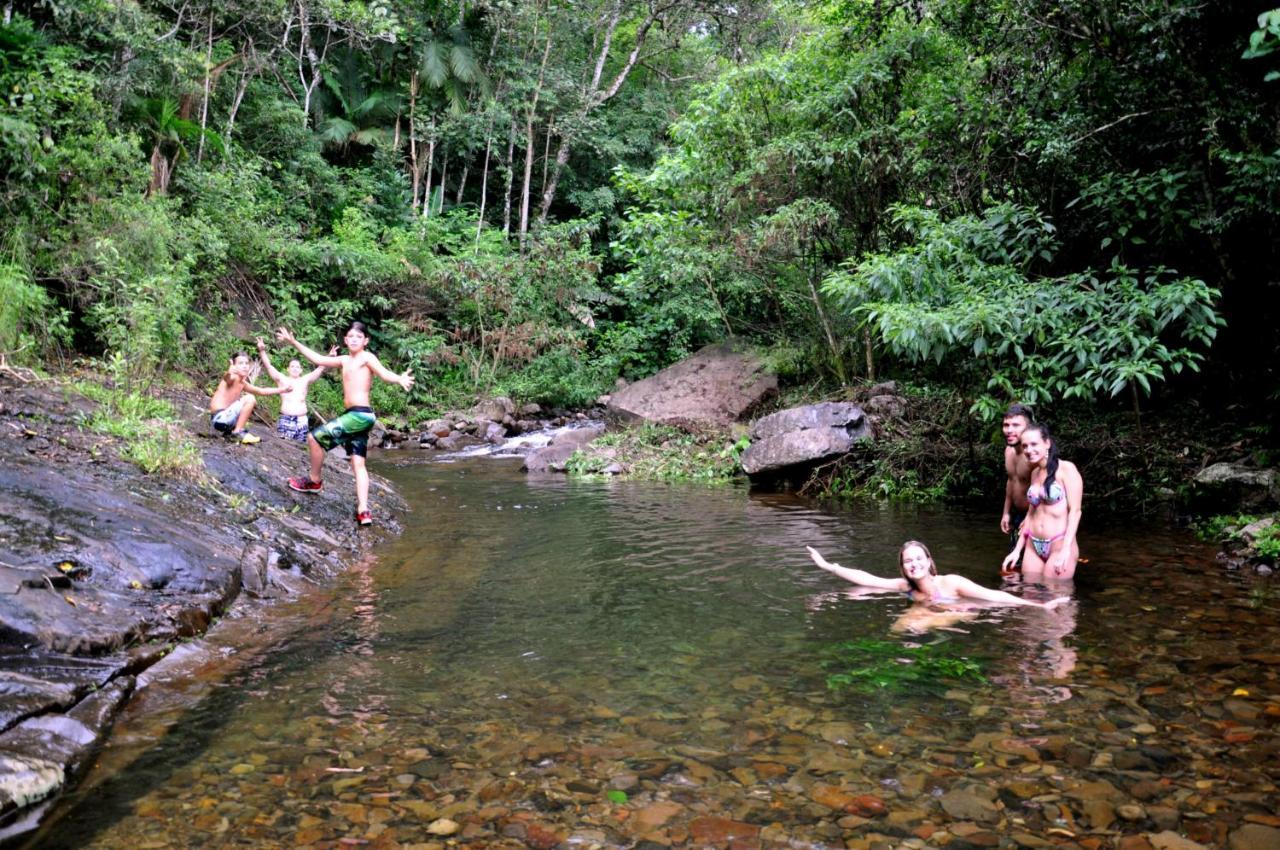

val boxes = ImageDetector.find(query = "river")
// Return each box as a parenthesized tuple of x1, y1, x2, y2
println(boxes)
(17, 454, 1279, 849)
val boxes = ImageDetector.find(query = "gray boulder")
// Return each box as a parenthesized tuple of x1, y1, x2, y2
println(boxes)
(522, 424, 605, 473)
(1189, 462, 1280, 512)
(741, 402, 870, 476)
(472, 397, 515, 423)
(605, 342, 777, 430)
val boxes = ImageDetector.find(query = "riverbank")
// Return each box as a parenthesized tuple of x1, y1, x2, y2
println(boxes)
(0, 372, 406, 835)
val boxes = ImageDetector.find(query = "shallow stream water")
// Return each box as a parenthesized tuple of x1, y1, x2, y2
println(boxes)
(19, 456, 1280, 849)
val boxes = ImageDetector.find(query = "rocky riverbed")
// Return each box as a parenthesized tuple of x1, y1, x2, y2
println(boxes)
(19, 454, 1280, 850)
(0, 375, 405, 833)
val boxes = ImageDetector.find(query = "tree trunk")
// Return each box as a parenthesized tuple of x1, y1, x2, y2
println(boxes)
(536, 0, 669, 223)
(437, 153, 449, 216)
(476, 134, 492, 246)
(408, 73, 420, 212)
(539, 119, 553, 201)
(422, 134, 436, 218)
(197, 13, 214, 163)
(455, 164, 468, 205)
(502, 116, 516, 236)
(538, 139, 572, 225)
(148, 145, 172, 196)
(519, 32, 554, 246)
(518, 114, 536, 244)
(806, 252, 846, 384)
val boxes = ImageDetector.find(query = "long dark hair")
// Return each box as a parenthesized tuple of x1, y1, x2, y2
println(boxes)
(898, 540, 937, 593)
(345, 321, 369, 337)
(1024, 422, 1059, 493)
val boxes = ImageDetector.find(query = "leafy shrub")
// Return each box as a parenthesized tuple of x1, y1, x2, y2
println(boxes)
(0, 261, 69, 361)
(823, 203, 1224, 420)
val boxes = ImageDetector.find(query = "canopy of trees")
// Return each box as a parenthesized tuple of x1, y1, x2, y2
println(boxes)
(1, 0, 1276, 423)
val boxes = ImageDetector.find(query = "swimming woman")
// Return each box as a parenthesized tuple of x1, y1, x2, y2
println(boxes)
(1002, 422, 1082, 580)
(807, 542, 1069, 608)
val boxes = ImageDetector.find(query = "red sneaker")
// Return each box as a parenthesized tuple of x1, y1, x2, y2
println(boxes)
(355, 510, 373, 526)
(288, 477, 322, 493)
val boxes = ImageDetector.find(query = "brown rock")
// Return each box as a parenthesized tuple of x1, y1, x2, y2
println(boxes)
(1119, 837, 1154, 850)
(1228, 824, 1280, 850)
(1148, 830, 1210, 850)
(633, 802, 683, 831)
(849, 795, 887, 818)
(525, 821, 566, 850)
(688, 816, 761, 850)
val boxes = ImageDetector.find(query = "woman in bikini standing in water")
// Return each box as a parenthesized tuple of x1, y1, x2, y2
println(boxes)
(1003, 422, 1083, 580)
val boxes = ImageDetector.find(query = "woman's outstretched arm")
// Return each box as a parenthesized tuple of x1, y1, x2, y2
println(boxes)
(806, 547, 909, 591)
(949, 575, 1069, 608)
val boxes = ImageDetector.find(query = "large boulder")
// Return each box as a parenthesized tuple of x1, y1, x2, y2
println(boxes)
(605, 342, 777, 431)
(1188, 462, 1280, 513)
(741, 402, 870, 477)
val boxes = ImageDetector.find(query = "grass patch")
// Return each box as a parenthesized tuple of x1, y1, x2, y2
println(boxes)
(71, 380, 206, 479)
(119, 425, 205, 478)
(565, 422, 745, 483)
(822, 638, 987, 694)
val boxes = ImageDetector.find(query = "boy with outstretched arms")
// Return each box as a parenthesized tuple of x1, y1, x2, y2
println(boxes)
(999, 403, 1034, 572)
(209, 351, 287, 444)
(255, 337, 331, 441)
(277, 322, 414, 526)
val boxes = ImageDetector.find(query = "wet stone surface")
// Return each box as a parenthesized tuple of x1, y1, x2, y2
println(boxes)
(17, 458, 1280, 850)
(0, 379, 404, 830)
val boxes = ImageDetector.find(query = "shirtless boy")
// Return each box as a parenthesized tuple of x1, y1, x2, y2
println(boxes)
(208, 351, 287, 445)
(277, 322, 414, 526)
(256, 337, 330, 441)
(1000, 403, 1034, 571)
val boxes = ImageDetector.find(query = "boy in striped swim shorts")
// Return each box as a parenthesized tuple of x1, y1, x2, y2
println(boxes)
(256, 337, 330, 442)
(276, 322, 415, 526)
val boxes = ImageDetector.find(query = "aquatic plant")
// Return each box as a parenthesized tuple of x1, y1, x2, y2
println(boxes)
(821, 638, 987, 694)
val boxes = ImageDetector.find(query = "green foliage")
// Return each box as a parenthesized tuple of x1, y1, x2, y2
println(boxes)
(1243, 9, 1280, 81)
(823, 204, 1223, 418)
(0, 261, 69, 361)
(822, 639, 987, 694)
(825, 459, 949, 503)
(119, 428, 205, 479)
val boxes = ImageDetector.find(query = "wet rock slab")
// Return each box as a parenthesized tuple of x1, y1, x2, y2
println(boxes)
(0, 379, 404, 832)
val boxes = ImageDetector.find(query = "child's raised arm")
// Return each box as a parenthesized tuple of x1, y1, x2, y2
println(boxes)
(243, 381, 287, 397)
(256, 337, 286, 384)
(302, 346, 339, 384)
(277, 327, 344, 368)
(365, 352, 414, 391)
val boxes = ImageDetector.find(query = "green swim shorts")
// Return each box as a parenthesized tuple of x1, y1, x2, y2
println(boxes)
(311, 406, 377, 457)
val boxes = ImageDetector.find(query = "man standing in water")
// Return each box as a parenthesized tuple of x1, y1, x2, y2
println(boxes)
(1000, 403, 1034, 572)
(277, 322, 414, 526)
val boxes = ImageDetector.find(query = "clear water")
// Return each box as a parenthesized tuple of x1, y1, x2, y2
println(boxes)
(19, 456, 1278, 849)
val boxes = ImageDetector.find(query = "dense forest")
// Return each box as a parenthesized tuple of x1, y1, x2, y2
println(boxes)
(2, 0, 1278, 452)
